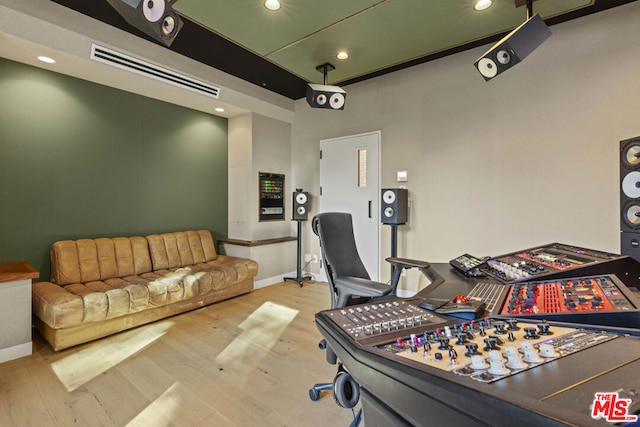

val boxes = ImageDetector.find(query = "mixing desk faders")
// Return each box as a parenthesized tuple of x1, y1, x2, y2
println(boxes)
(324, 299, 448, 345)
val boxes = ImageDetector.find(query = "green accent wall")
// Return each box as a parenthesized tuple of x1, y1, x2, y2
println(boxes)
(0, 58, 228, 280)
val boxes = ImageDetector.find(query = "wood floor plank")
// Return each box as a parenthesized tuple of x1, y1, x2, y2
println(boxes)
(0, 281, 357, 426)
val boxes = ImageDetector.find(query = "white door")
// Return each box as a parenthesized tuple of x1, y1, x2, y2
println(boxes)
(319, 131, 380, 280)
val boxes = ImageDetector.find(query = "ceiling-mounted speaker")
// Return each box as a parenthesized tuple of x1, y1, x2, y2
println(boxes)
(105, 0, 183, 47)
(474, 13, 550, 81)
(306, 84, 346, 110)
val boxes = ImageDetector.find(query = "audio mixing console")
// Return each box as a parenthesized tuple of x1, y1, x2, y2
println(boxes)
(384, 319, 617, 383)
(316, 300, 640, 426)
(480, 243, 627, 284)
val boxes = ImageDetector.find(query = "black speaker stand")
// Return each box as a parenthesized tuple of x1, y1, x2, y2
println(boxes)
(284, 219, 313, 287)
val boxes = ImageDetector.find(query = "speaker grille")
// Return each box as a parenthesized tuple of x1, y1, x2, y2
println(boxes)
(90, 44, 220, 98)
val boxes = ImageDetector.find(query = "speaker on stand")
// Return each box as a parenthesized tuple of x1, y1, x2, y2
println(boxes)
(621, 137, 640, 262)
(381, 188, 409, 278)
(284, 189, 313, 286)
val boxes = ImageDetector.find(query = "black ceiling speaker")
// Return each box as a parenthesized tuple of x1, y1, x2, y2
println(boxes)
(307, 63, 346, 110)
(306, 84, 347, 110)
(474, 13, 550, 81)
(105, 0, 184, 47)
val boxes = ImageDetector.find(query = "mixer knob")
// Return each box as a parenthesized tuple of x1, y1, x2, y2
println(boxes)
(507, 353, 527, 369)
(539, 343, 559, 358)
(456, 333, 468, 345)
(479, 326, 486, 337)
(494, 321, 507, 334)
(508, 331, 516, 342)
(483, 337, 499, 351)
(488, 359, 510, 376)
(523, 327, 539, 340)
(537, 322, 552, 335)
(470, 354, 489, 370)
(506, 319, 520, 330)
(448, 348, 458, 362)
(438, 338, 451, 350)
(464, 342, 481, 356)
(591, 300, 600, 309)
(523, 348, 544, 363)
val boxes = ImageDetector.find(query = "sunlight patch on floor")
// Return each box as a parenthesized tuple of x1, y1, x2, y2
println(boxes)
(216, 301, 298, 369)
(125, 381, 216, 427)
(51, 320, 175, 392)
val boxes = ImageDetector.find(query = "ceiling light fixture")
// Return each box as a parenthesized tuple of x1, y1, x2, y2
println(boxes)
(337, 51, 349, 60)
(474, 0, 492, 11)
(264, 0, 281, 11)
(37, 56, 56, 64)
(215, 107, 225, 112)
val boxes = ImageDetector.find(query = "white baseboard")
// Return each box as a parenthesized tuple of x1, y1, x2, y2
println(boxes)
(0, 341, 31, 364)
(254, 271, 317, 289)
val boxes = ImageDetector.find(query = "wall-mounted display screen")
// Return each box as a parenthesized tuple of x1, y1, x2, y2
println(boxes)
(259, 172, 285, 221)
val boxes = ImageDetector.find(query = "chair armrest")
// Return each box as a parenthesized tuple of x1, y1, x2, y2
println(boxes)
(334, 276, 391, 298)
(385, 257, 430, 270)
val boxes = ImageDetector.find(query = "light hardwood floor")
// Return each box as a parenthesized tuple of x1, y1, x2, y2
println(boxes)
(0, 281, 359, 426)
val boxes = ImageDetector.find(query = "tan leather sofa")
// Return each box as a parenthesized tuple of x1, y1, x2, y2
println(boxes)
(32, 230, 257, 351)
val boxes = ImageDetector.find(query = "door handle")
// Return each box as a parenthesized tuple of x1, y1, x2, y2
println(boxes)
(368, 200, 372, 218)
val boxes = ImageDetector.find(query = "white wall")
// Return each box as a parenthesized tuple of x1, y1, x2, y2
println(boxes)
(292, 2, 640, 283)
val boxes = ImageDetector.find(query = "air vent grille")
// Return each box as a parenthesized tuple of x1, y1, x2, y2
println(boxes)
(90, 44, 220, 98)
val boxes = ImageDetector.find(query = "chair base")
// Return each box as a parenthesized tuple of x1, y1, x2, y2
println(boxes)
(309, 382, 333, 401)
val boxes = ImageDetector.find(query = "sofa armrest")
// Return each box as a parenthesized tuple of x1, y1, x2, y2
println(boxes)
(32, 282, 84, 329)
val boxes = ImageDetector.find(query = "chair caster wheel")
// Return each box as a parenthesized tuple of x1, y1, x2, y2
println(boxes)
(309, 388, 321, 401)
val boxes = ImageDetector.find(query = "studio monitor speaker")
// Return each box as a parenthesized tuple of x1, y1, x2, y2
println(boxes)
(293, 189, 309, 221)
(474, 13, 550, 81)
(381, 188, 408, 225)
(306, 84, 346, 110)
(105, 0, 183, 47)
(621, 137, 640, 233)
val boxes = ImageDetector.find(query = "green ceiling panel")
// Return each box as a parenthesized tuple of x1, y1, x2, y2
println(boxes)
(173, 0, 593, 83)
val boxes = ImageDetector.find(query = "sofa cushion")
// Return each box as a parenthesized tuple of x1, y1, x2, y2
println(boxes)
(147, 230, 218, 270)
(50, 236, 152, 285)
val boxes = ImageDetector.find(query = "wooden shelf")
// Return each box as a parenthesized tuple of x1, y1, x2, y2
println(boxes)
(0, 261, 39, 284)
(222, 236, 297, 247)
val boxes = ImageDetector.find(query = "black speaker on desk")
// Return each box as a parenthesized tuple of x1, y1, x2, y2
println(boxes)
(105, 0, 183, 47)
(293, 190, 309, 221)
(381, 188, 408, 225)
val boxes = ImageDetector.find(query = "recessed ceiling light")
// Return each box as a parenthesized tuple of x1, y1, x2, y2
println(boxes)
(37, 56, 56, 64)
(474, 0, 492, 11)
(264, 0, 280, 11)
(215, 107, 225, 113)
(337, 51, 349, 60)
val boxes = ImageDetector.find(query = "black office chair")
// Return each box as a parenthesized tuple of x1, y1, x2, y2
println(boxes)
(308, 212, 430, 414)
